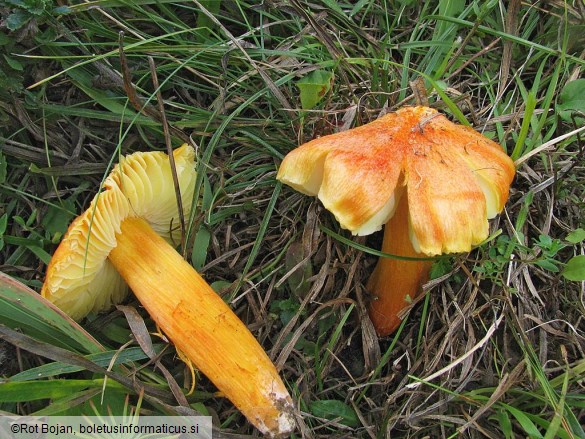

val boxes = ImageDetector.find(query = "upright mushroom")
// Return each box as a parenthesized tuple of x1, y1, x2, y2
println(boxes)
(277, 106, 515, 336)
(42, 144, 295, 437)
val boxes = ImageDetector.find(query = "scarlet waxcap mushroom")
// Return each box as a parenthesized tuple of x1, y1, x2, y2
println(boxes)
(277, 106, 515, 336)
(42, 144, 295, 437)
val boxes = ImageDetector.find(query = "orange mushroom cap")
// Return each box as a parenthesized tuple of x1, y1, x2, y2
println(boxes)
(277, 106, 515, 255)
(41, 144, 196, 320)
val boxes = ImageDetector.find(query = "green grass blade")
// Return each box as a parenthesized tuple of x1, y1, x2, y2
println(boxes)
(511, 90, 537, 160)
(8, 346, 160, 382)
(500, 402, 544, 439)
(0, 272, 103, 354)
(231, 181, 282, 300)
(543, 368, 567, 439)
(0, 379, 108, 402)
(427, 15, 585, 66)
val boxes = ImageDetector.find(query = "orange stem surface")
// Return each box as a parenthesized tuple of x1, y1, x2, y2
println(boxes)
(366, 196, 433, 337)
(109, 217, 294, 437)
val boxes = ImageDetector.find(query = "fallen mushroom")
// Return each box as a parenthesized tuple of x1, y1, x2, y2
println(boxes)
(277, 106, 515, 336)
(42, 144, 295, 437)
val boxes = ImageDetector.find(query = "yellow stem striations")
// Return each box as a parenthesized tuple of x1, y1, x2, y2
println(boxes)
(366, 196, 433, 337)
(108, 217, 295, 437)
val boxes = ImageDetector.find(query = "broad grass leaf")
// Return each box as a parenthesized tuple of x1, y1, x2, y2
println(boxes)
(191, 225, 210, 271)
(565, 228, 585, 244)
(297, 70, 334, 110)
(191, 174, 212, 270)
(0, 380, 105, 403)
(9, 346, 157, 382)
(41, 197, 76, 237)
(309, 399, 360, 427)
(493, 409, 514, 439)
(0, 272, 102, 354)
(501, 403, 544, 439)
(4, 54, 23, 71)
(535, 259, 560, 273)
(557, 79, 585, 122)
(562, 255, 585, 281)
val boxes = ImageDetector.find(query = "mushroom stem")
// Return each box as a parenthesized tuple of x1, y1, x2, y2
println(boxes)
(108, 217, 295, 438)
(366, 196, 433, 337)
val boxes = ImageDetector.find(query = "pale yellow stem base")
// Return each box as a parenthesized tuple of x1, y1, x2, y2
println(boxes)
(109, 217, 295, 437)
(367, 197, 433, 337)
